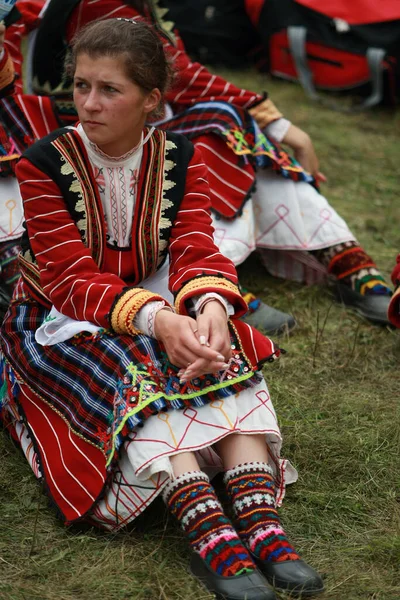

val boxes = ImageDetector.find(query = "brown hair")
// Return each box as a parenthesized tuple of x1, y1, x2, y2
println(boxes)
(66, 18, 172, 118)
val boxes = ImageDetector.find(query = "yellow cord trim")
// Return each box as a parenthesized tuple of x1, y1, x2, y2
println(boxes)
(175, 276, 239, 314)
(0, 53, 14, 91)
(111, 288, 164, 335)
(248, 98, 283, 129)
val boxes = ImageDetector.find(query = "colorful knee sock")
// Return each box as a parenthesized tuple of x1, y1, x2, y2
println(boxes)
(312, 242, 391, 296)
(163, 470, 256, 577)
(224, 462, 300, 563)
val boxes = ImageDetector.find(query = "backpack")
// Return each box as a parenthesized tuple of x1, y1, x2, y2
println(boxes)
(258, 0, 400, 109)
(162, 0, 259, 67)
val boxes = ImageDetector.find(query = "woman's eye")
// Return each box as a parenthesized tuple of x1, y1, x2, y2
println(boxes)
(75, 81, 88, 90)
(104, 86, 118, 93)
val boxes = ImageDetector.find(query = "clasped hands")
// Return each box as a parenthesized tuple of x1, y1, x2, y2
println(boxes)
(154, 300, 232, 383)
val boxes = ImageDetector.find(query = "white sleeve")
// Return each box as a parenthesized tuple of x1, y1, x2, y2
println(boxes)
(265, 117, 292, 143)
(190, 293, 234, 319)
(134, 301, 173, 338)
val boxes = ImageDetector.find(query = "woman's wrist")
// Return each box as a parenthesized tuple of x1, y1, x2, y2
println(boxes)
(282, 124, 311, 151)
(193, 293, 232, 319)
(154, 306, 175, 340)
(200, 299, 228, 319)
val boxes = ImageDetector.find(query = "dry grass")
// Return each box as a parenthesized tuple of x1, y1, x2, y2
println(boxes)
(1, 73, 400, 599)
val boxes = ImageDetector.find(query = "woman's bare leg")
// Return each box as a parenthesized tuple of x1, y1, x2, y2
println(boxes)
(215, 432, 269, 469)
(169, 451, 201, 477)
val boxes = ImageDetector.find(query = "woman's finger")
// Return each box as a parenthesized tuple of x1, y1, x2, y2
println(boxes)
(182, 330, 227, 362)
(196, 317, 211, 347)
(166, 335, 225, 369)
(197, 313, 231, 359)
(156, 311, 226, 367)
(316, 171, 327, 183)
(0, 23, 5, 48)
(179, 357, 230, 382)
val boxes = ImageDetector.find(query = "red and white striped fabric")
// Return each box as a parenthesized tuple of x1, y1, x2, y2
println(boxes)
(17, 140, 241, 327)
(65, 0, 263, 112)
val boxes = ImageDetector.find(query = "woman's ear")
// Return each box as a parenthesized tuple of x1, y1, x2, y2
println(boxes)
(144, 88, 162, 114)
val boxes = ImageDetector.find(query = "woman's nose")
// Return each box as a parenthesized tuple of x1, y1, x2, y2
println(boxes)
(84, 89, 101, 111)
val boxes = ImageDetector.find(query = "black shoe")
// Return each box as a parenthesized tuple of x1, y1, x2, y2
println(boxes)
(190, 552, 277, 600)
(242, 301, 296, 336)
(334, 283, 391, 326)
(255, 558, 324, 598)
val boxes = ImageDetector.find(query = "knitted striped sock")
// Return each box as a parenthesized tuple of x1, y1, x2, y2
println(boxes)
(224, 462, 300, 563)
(163, 471, 255, 577)
(312, 242, 391, 296)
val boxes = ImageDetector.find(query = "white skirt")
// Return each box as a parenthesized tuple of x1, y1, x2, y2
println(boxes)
(90, 377, 297, 530)
(9, 377, 298, 532)
(0, 178, 24, 242)
(212, 170, 355, 284)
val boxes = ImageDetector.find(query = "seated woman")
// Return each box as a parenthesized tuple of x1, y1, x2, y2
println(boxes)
(0, 18, 324, 600)
(0, 0, 393, 332)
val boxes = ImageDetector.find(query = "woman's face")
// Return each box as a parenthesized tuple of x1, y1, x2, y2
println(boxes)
(73, 53, 160, 156)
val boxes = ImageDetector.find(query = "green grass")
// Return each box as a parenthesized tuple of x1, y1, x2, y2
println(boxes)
(1, 73, 400, 600)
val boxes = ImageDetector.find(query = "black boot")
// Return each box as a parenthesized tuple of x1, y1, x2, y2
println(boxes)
(240, 289, 296, 335)
(191, 552, 277, 600)
(334, 283, 391, 326)
(254, 557, 324, 597)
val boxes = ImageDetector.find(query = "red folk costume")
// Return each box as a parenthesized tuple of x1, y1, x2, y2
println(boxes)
(0, 124, 295, 528)
(2, 0, 390, 298)
(63, 0, 300, 221)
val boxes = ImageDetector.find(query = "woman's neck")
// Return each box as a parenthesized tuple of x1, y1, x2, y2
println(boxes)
(95, 131, 144, 159)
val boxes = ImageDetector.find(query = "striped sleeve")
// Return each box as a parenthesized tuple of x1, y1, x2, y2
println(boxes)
(65, 0, 264, 110)
(164, 34, 263, 110)
(3, 0, 42, 95)
(168, 147, 247, 317)
(16, 158, 170, 332)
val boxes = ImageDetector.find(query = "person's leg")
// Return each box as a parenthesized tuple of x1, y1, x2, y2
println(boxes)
(215, 434, 324, 595)
(312, 241, 390, 295)
(165, 452, 255, 577)
(253, 171, 391, 325)
(165, 452, 276, 599)
(216, 435, 299, 562)
(310, 242, 391, 325)
(187, 133, 295, 335)
(209, 200, 296, 334)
